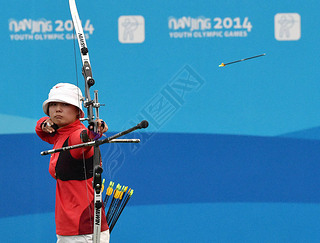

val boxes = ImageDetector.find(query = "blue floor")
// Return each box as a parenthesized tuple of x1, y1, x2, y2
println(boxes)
(1, 203, 320, 243)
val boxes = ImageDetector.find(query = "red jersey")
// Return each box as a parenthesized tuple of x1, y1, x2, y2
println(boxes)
(36, 117, 108, 235)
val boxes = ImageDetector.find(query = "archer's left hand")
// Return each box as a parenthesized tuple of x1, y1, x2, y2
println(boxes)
(88, 119, 108, 140)
(97, 119, 108, 135)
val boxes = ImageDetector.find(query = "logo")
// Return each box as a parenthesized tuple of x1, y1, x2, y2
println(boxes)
(118, 15, 145, 43)
(78, 33, 86, 48)
(274, 13, 301, 41)
(168, 16, 252, 39)
(8, 18, 94, 41)
(102, 65, 205, 177)
(95, 208, 101, 225)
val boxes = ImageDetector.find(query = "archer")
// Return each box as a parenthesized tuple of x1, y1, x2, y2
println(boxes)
(35, 83, 110, 243)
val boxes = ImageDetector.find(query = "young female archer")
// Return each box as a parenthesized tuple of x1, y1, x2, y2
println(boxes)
(35, 83, 110, 243)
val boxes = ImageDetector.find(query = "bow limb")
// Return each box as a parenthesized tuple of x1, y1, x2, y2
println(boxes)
(69, 0, 96, 126)
(69, 0, 91, 65)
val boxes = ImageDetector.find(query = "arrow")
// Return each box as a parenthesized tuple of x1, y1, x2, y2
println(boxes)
(109, 188, 134, 233)
(219, 53, 266, 67)
(103, 181, 114, 207)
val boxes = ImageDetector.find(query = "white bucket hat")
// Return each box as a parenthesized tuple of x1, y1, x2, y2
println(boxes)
(42, 83, 85, 118)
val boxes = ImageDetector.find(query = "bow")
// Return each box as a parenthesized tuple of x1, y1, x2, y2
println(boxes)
(68, 1, 149, 241)
(68, 1, 104, 241)
(69, 0, 103, 243)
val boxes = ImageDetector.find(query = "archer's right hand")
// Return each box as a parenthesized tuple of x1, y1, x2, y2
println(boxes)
(41, 118, 59, 134)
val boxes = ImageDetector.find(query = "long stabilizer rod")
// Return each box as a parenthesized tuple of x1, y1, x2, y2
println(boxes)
(40, 120, 149, 155)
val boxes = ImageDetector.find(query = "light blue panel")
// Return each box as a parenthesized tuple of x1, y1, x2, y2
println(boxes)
(0, 212, 56, 243)
(1, 203, 319, 243)
(1, 0, 320, 136)
(0, 114, 37, 134)
(113, 203, 320, 243)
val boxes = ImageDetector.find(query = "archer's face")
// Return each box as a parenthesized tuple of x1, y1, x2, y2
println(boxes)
(48, 102, 79, 127)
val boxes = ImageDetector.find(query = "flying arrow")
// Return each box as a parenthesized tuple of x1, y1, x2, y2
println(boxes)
(219, 53, 266, 67)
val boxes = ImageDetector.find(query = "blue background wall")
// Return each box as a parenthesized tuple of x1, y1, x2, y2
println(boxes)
(1, 0, 320, 242)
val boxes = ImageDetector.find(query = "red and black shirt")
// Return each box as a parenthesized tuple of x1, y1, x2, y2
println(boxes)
(36, 117, 108, 235)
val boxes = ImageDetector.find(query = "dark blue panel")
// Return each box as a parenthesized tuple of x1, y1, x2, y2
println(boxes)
(1, 132, 320, 218)
(0, 134, 56, 217)
(101, 133, 320, 205)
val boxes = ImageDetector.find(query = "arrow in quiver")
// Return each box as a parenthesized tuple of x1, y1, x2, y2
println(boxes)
(103, 181, 134, 233)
